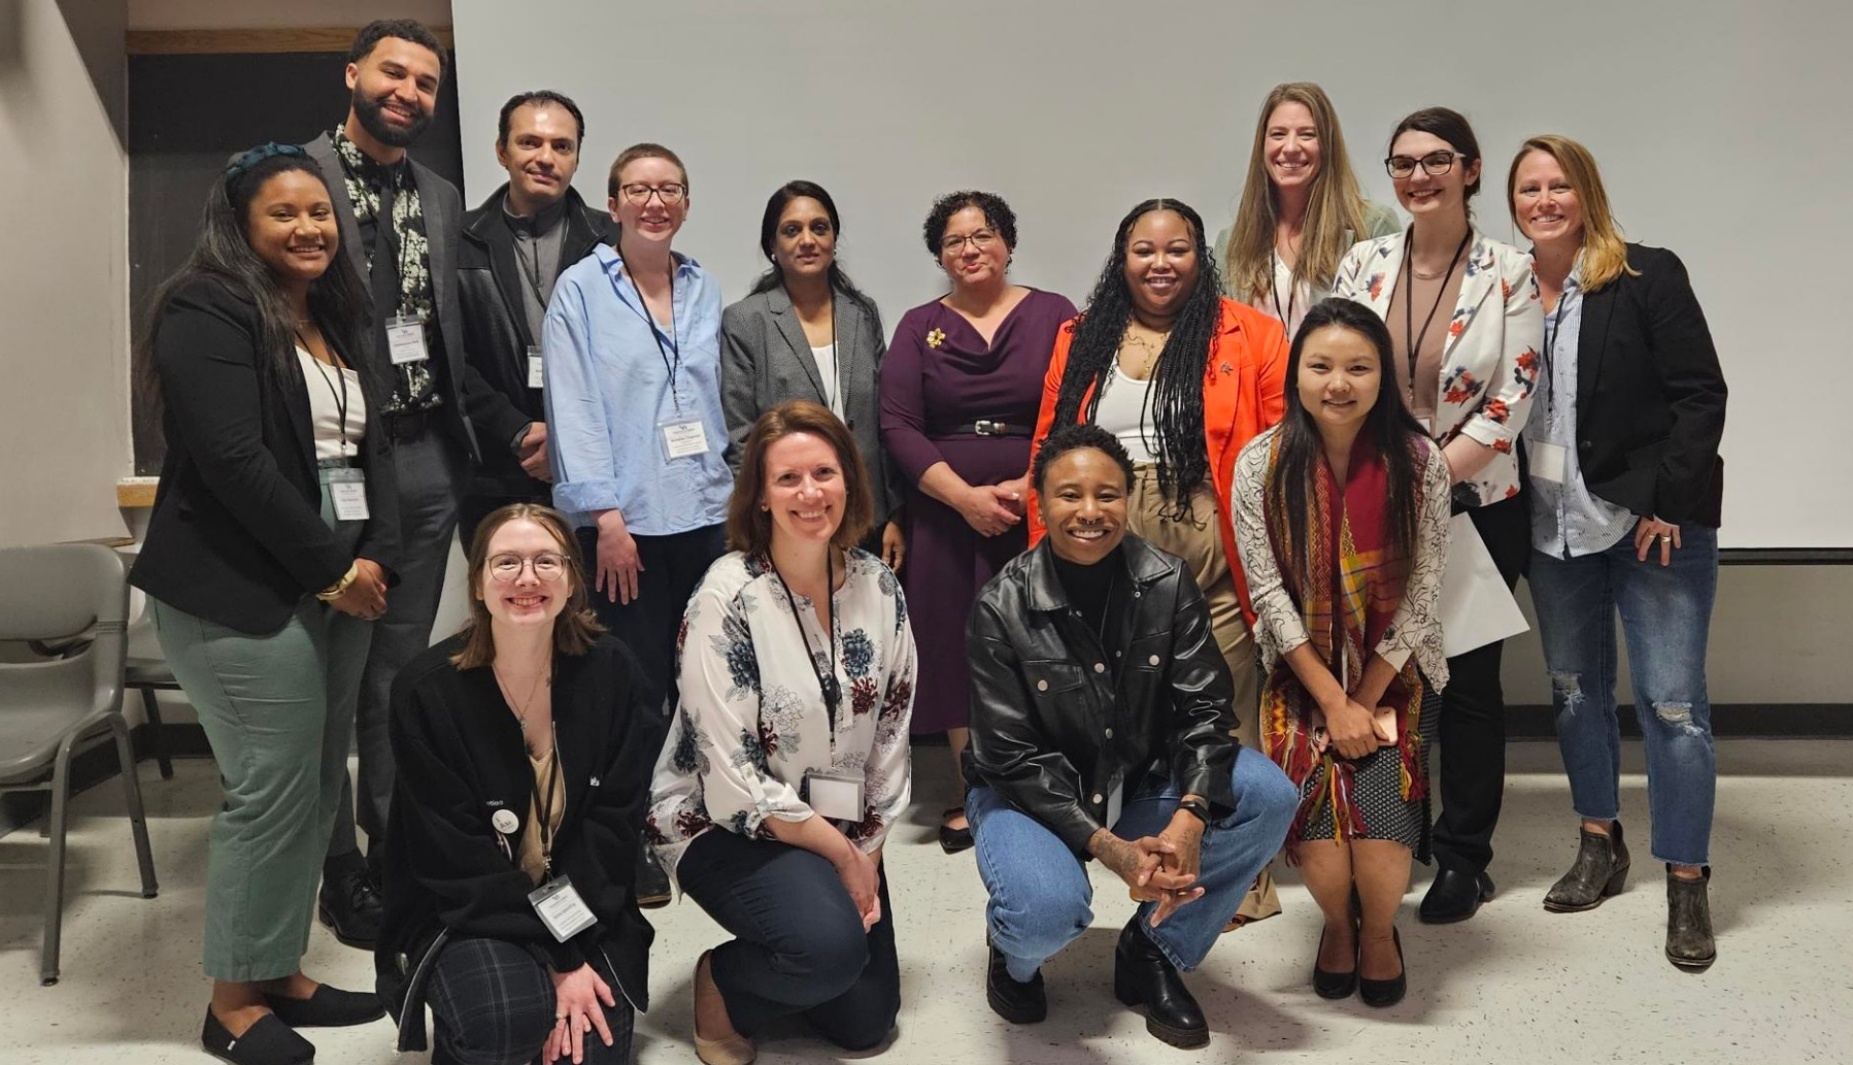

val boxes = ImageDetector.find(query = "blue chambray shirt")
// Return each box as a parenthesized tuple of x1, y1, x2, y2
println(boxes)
(1525, 264, 1635, 558)
(543, 245, 732, 535)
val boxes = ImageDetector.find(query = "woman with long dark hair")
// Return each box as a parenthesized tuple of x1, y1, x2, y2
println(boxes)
(130, 143, 399, 1065)
(1232, 297, 1451, 1007)
(1028, 196, 1287, 926)
(720, 180, 903, 568)
(1508, 135, 1728, 970)
(1332, 107, 1543, 924)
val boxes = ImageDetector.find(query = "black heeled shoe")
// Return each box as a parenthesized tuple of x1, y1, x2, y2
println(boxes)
(985, 940, 1046, 1024)
(1665, 867, 1716, 973)
(1113, 919, 1209, 1048)
(1419, 867, 1495, 923)
(1312, 924, 1358, 999)
(1544, 821, 1631, 913)
(1357, 928, 1407, 1008)
(939, 806, 974, 854)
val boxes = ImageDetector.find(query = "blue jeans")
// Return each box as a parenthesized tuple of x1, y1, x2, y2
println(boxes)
(968, 746, 1297, 982)
(1528, 526, 1719, 866)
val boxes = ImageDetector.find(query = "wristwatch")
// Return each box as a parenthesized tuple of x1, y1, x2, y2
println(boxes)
(1177, 797, 1211, 825)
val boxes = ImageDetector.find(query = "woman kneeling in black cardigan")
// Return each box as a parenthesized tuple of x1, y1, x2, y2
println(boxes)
(378, 502, 661, 1065)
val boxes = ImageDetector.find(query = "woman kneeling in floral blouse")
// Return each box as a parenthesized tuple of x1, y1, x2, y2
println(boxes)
(647, 399, 916, 1064)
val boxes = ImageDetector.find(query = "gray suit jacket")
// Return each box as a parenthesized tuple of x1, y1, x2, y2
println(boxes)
(304, 132, 491, 462)
(719, 284, 901, 525)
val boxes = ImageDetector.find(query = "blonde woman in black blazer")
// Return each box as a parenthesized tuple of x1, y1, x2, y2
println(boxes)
(719, 180, 904, 569)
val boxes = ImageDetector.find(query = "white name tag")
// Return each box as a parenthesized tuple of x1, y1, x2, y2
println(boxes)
(1531, 441, 1568, 485)
(528, 875, 597, 943)
(808, 772, 864, 822)
(326, 468, 369, 521)
(386, 314, 429, 365)
(660, 418, 710, 460)
(527, 345, 545, 390)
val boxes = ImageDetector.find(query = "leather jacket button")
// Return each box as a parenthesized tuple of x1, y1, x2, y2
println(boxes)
(1148, 654, 1161, 666)
(1104, 727, 1114, 739)
(1036, 679, 1049, 692)
(1092, 793, 1104, 805)
(1093, 662, 1106, 673)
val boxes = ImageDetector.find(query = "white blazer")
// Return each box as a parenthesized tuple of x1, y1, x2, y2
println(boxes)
(1334, 227, 1544, 508)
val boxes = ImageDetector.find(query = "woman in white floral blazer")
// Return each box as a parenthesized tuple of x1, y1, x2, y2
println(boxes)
(1333, 106, 1543, 926)
(648, 400, 915, 1064)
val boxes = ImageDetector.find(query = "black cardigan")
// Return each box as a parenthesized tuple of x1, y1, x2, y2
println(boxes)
(1570, 244, 1728, 528)
(130, 276, 401, 633)
(377, 632, 662, 1051)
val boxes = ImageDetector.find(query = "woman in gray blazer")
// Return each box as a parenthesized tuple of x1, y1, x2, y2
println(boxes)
(720, 180, 904, 568)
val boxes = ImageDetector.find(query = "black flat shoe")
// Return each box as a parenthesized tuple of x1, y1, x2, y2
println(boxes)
(263, 984, 386, 1028)
(202, 1008, 315, 1065)
(939, 807, 974, 854)
(1113, 919, 1208, 1048)
(317, 864, 382, 949)
(1312, 925, 1358, 999)
(1419, 867, 1495, 924)
(637, 845, 673, 909)
(1545, 822, 1632, 913)
(985, 941, 1046, 1024)
(1665, 867, 1717, 973)
(1357, 928, 1407, 1008)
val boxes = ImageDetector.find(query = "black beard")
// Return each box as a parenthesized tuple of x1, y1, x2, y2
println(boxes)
(352, 88, 431, 149)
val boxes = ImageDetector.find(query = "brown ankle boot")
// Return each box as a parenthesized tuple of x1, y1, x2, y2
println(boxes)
(1665, 867, 1716, 973)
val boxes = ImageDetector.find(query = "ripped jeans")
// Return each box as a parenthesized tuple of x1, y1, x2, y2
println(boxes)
(1529, 526, 1718, 866)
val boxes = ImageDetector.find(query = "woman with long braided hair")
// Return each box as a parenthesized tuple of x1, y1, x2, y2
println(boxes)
(1028, 198, 1289, 926)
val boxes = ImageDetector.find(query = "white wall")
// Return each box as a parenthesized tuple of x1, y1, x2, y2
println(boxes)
(127, 0, 449, 30)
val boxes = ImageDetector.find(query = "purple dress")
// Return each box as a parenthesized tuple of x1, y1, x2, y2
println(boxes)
(880, 288, 1078, 734)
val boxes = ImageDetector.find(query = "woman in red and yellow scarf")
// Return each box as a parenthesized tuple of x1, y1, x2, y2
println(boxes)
(1231, 297, 1451, 1008)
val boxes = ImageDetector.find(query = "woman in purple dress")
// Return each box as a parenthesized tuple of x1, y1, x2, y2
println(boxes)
(881, 190, 1077, 854)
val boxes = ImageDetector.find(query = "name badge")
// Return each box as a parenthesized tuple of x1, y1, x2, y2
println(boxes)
(326, 467, 369, 521)
(807, 771, 864, 822)
(386, 314, 429, 365)
(526, 345, 545, 390)
(528, 875, 597, 943)
(1531, 441, 1568, 485)
(659, 418, 710, 461)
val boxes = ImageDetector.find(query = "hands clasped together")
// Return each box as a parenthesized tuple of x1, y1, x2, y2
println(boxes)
(1091, 807, 1208, 928)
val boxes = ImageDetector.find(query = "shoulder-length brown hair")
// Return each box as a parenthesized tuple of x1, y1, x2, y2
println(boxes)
(1506, 134, 1639, 293)
(450, 502, 603, 670)
(727, 401, 874, 556)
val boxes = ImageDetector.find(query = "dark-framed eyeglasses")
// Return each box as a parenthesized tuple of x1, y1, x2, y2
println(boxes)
(941, 229, 999, 255)
(1385, 150, 1460, 179)
(619, 182, 687, 206)
(487, 553, 567, 583)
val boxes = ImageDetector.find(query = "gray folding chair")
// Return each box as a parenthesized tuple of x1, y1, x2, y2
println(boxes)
(0, 543, 159, 985)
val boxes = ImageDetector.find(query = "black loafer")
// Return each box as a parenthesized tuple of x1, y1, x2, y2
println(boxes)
(1419, 867, 1495, 924)
(263, 984, 386, 1028)
(202, 1009, 314, 1065)
(1312, 926, 1358, 999)
(939, 807, 974, 854)
(637, 845, 673, 909)
(317, 865, 382, 949)
(1357, 928, 1407, 1008)
(985, 942, 1046, 1024)
(1113, 919, 1208, 1048)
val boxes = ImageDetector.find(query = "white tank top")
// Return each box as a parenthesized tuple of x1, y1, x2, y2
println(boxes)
(297, 348, 367, 460)
(1093, 363, 1158, 464)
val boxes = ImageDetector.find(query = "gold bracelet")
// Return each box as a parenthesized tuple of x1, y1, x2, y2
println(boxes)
(316, 563, 360, 602)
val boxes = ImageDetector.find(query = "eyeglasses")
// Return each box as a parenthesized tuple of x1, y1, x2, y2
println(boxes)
(1385, 150, 1461, 179)
(940, 229, 999, 255)
(487, 553, 567, 583)
(619, 182, 687, 206)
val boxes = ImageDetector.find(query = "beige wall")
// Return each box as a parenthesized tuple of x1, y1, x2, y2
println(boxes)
(0, 0, 132, 548)
(128, 0, 449, 30)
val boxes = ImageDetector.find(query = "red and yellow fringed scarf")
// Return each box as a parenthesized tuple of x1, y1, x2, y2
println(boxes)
(1260, 432, 1427, 860)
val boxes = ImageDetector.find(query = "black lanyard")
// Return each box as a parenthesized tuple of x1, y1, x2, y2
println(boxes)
(773, 552, 841, 738)
(298, 330, 351, 454)
(530, 741, 562, 876)
(1400, 229, 1472, 407)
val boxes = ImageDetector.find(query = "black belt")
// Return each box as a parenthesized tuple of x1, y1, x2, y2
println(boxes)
(381, 406, 439, 441)
(937, 420, 1032, 438)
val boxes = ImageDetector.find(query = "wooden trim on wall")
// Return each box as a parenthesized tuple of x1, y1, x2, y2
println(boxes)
(127, 26, 454, 56)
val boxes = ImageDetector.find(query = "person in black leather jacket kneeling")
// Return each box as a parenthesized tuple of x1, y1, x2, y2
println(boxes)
(964, 424, 1298, 1050)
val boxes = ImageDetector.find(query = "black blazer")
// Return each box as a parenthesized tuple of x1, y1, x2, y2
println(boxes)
(130, 276, 401, 634)
(964, 535, 1238, 858)
(457, 184, 613, 496)
(377, 633, 662, 1051)
(1572, 244, 1728, 527)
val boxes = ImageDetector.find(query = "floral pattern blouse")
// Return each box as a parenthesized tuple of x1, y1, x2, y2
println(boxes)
(1231, 426, 1453, 689)
(646, 549, 916, 875)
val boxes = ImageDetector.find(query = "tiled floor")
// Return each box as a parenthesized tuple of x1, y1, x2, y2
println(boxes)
(1, 739, 1847, 1064)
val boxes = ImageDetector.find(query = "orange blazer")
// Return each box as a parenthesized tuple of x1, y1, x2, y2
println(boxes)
(1028, 297, 1288, 622)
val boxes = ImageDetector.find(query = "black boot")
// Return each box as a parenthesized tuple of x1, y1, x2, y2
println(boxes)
(636, 843, 672, 909)
(985, 941, 1046, 1024)
(1419, 867, 1495, 923)
(1543, 821, 1631, 913)
(1113, 919, 1207, 1048)
(1665, 867, 1716, 973)
(318, 853, 382, 949)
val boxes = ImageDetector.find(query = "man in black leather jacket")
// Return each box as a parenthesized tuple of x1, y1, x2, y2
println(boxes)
(965, 424, 1297, 1049)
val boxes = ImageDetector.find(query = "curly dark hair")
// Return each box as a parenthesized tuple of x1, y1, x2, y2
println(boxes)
(496, 89, 584, 148)
(348, 19, 446, 75)
(922, 190, 1017, 257)
(1033, 423, 1134, 495)
(1048, 198, 1224, 520)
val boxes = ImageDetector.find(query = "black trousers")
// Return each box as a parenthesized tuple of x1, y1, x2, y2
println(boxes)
(574, 522, 726, 716)
(458, 483, 552, 558)
(425, 936, 633, 1065)
(676, 829, 899, 1050)
(1431, 493, 1530, 876)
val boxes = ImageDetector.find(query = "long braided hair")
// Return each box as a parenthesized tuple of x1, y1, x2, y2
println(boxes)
(1050, 198, 1224, 519)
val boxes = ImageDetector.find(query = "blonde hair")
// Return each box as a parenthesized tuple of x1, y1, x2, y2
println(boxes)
(1506, 134, 1639, 292)
(1224, 83, 1374, 306)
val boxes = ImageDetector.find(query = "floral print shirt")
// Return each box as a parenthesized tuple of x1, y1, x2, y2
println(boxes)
(329, 125, 438, 412)
(646, 549, 916, 875)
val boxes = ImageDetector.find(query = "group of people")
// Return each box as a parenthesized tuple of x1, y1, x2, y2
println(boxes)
(127, 18, 1729, 1065)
